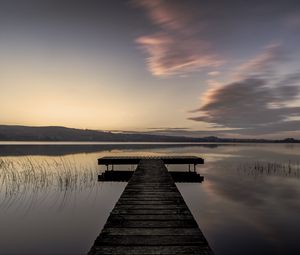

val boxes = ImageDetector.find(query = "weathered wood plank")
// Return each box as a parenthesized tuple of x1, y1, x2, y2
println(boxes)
(107, 214, 195, 221)
(95, 235, 207, 246)
(111, 209, 192, 215)
(114, 204, 188, 210)
(104, 219, 198, 228)
(117, 197, 185, 201)
(116, 200, 184, 205)
(101, 227, 202, 235)
(90, 245, 211, 255)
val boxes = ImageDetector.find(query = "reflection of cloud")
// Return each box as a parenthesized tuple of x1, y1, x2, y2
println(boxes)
(204, 156, 300, 209)
(133, 0, 223, 76)
(190, 45, 300, 136)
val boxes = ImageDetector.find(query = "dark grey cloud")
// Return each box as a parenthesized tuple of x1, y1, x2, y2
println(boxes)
(190, 77, 300, 127)
(190, 45, 300, 136)
(228, 120, 300, 135)
(0, 0, 142, 44)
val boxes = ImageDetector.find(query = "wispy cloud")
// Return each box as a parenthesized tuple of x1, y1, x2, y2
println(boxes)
(284, 11, 300, 29)
(190, 45, 300, 136)
(235, 44, 287, 79)
(136, 33, 222, 77)
(109, 126, 235, 138)
(133, 0, 223, 77)
(207, 71, 221, 77)
(132, 0, 191, 31)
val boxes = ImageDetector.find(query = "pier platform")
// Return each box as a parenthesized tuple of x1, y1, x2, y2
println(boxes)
(88, 157, 213, 255)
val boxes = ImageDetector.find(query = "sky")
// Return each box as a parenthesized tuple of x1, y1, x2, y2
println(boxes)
(0, 0, 300, 138)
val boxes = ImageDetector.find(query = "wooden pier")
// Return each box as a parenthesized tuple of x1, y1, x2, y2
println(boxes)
(88, 157, 213, 255)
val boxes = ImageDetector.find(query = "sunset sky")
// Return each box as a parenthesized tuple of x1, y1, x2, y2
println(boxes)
(1, 0, 300, 138)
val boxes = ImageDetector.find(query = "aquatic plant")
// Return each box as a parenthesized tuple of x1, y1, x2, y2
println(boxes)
(0, 157, 99, 210)
(237, 160, 300, 179)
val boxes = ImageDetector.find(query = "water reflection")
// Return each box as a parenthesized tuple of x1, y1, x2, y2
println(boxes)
(0, 143, 226, 156)
(0, 143, 299, 255)
(186, 144, 300, 254)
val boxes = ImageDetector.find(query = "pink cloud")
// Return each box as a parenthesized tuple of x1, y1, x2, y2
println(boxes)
(137, 33, 223, 77)
(133, 0, 223, 77)
(132, 0, 191, 31)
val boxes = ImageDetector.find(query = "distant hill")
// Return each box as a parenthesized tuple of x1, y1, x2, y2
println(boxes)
(0, 125, 299, 143)
(0, 125, 199, 142)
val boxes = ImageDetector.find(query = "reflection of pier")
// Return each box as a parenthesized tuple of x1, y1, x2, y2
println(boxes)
(99, 171, 204, 183)
(88, 156, 213, 254)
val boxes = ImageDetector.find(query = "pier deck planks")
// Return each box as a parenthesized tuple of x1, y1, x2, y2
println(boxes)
(88, 159, 213, 255)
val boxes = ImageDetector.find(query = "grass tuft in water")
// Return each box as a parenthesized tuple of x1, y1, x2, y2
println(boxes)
(0, 157, 99, 210)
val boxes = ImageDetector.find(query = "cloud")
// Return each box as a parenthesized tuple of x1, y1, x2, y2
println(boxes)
(132, 0, 191, 31)
(136, 33, 222, 77)
(190, 45, 300, 136)
(235, 44, 287, 79)
(147, 127, 190, 131)
(207, 71, 221, 77)
(284, 11, 300, 29)
(190, 77, 300, 127)
(133, 0, 223, 77)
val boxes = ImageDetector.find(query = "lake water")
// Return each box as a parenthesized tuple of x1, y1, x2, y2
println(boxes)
(0, 143, 299, 255)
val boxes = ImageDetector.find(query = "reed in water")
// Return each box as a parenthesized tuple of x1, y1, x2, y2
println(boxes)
(237, 160, 300, 178)
(0, 157, 99, 210)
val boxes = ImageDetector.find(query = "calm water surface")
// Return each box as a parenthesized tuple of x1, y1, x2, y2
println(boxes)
(0, 143, 299, 255)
